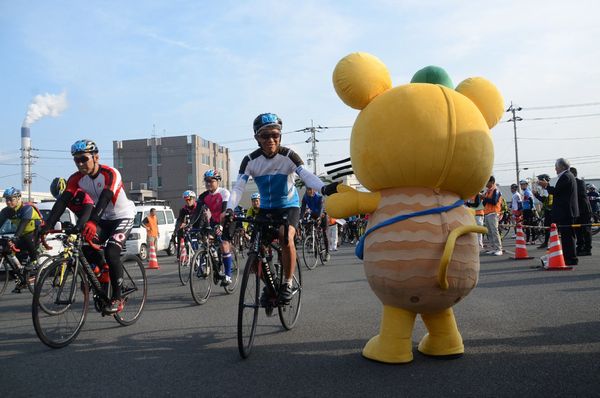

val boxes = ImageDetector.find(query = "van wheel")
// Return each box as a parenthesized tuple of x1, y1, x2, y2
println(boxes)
(139, 244, 148, 261)
(166, 240, 176, 256)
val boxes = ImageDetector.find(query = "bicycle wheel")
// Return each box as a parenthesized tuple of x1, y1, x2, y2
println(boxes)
(238, 254, 260, 358)
(302, 235, 318, 270)
(32, 259, 89, 348)
(278, 257, 302, 330)
(190, 250, 212, 305)
(592, 213, 600, 236)
(178, 240, 193, 285)
(114, 255, 147, 326)
(25, 254, 51, 294)
(0, 257, 9, 298)
(224, 249, 239, 294)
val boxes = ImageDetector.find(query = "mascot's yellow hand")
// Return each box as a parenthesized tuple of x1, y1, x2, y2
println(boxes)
(326, 184, 380, 218)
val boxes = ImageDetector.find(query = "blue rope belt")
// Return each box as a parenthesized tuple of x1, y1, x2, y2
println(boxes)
(355, 199, 464, 260)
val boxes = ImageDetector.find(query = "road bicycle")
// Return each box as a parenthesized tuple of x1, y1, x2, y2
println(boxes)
(236, 214, 302, 359)
(189, 225, 239, 305)
(301, 217, 326, 270)
(0, 235, 52, 297)
(231, 224, 250, 259)
(32, 231, 147, 348)
(176, 227, 201, 285)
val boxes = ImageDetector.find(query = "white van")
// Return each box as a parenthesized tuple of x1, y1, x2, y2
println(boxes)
(125, 202, 176, 260)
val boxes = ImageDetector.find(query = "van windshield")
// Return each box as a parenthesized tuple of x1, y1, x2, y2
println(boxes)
(133, 211, 144, 227)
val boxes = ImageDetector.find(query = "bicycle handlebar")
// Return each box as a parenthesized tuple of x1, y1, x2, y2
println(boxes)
(233, 216, 290, 246)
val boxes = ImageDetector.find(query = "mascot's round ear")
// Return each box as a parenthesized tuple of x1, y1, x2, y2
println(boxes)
(332, 52, 392, 110)
(456, 77, 504, 129)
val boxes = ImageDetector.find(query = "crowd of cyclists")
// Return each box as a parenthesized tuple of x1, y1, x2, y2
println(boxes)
(1, 112, 598, 349)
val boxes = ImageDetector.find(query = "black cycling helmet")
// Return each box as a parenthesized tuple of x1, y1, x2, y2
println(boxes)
(253, 113, 283, 135)
(71, 139, 99, 156)
(50, 177, 67, 199)
(510, 183, 518, 189)
(537, 174, 550, 182)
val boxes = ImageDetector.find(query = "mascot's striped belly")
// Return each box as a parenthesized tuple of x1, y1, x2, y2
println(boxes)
(364, 187, 480, 313)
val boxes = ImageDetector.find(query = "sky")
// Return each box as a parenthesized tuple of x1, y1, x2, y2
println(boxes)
(1, 0, 600, 194)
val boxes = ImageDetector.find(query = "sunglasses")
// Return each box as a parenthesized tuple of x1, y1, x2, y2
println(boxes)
(204, 179, 217, 183)
(74, 155, 91, 164)
(5, 197, 18, 202)
(185, 197, 194, 201)
(258, 133, 281, 140)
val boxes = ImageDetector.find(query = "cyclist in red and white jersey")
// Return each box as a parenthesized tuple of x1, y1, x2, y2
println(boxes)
(42, 139, 135, 314)
(190, 169, 235, 286)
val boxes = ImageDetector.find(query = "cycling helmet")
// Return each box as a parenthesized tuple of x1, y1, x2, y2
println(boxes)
(510, 183, 518, 189)
(182, 190, 196, 199)
(537, 174, 550, 182)
(253, 113, 283, 134)
(71, 139, 99, 156)
(3, 186, 21, 199)
(519, 179, 528, 185)
(251, 192, 260, 200)
(50, 177, 67, 199)
(204, 169, 221, 181)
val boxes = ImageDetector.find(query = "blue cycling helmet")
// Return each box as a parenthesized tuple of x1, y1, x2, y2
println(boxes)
(251, 192, 260, 200)
(182, 190, 196, 199)
(253, 113, 283, 134)
(3, 186, 21, 199)
(204, 169, 222, 181)
(50, 177, 67, 199)
(71, 139, 98, 156)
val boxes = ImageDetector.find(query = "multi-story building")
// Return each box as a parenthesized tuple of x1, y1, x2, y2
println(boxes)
(113, 135, 231, 213)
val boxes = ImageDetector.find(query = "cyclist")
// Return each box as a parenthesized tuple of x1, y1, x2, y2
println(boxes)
(172, 190, 199, 259)
(534, 174, 553, 249)
(588, 184, 599, 213)
(0, 187, 44, 292)
(42, 140, 136, 314)
(49, 177, 94, 232)
(190, 169, 234, 286)
(300, 187, 330, 262)
(520, 180, 537, 243)
(243, 192, 261, 231)
(226, 113, 335, 304)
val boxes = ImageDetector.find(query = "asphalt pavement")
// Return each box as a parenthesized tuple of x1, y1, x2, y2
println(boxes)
(1, 235, 599, 397)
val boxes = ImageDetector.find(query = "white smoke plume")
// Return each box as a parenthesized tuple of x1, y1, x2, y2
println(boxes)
(22, 91, 68, 127)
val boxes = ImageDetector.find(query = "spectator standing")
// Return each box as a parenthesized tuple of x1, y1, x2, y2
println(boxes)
(538, 158, 579, 265)
(482, 176, 503, 256)
(520, 180, 537, 244)
(534, 174, 553, 248)
(570, 167, 592, 256)
(588, 185, 599, 213)
(142, 208, 159, 254)
(510, 183, 522, 238)
(465, 191, 485, 249)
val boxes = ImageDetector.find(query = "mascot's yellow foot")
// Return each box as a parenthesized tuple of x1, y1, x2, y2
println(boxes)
(417, 308, 464, 358)
(362, 305, 416, 364)
(362, 334, 413, 364)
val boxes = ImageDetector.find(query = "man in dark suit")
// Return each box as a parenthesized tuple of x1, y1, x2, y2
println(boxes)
(538, 158, 579, 265)
(570, 167, 592, 256)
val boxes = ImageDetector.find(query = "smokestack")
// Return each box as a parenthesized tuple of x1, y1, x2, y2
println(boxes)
(21, 127, 32, 201)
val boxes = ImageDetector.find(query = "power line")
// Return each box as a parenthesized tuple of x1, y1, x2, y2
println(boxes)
(523, 102, 600, 110)
(522, 113, 600, 121)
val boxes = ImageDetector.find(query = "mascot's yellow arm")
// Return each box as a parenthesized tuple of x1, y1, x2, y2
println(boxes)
(438, 225, 488, 290)
(325, 184, 380, 219)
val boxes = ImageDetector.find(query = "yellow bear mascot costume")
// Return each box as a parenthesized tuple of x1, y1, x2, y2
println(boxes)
(327, 52, 504, 363)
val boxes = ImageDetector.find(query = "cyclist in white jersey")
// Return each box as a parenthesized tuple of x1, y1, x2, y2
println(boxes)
(42, 139, 135, 314)
(227, 113, 338, 303)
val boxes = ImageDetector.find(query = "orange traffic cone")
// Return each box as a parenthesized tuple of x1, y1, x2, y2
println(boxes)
(147, 240, 160, 269)
(512, 223, 533, 260)
(543, 223, 572, 271)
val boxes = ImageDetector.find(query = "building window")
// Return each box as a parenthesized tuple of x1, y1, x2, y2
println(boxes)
(187, 145, 192, 163)
(202, 139, 210, 148)
(202, 154, 210, 165)
(157, 176, 162, 188)
(148, 151, 152, 165)
(117, 155, 123, 169)
(187, 174, 193, 188)
(157, 150, 161, 165)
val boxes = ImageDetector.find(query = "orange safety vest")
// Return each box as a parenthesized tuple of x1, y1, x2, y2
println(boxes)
(143, 214, 159, 237)
(483, 186, 502, 215)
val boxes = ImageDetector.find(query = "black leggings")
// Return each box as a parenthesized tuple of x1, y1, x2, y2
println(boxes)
(82, 218, 133, 300)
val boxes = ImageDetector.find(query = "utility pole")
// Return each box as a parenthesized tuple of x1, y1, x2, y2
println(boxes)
(507, 102, 523, 187)
(305, 120, 319, 174)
